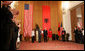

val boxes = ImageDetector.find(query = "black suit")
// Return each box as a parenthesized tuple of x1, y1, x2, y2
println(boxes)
(43, 30, 48, 42)
(9, 22, 19, 50)
(74, 29, 79, 43)
(78, 30, 83, 43)
(62, 30, 66, 41)
(38, 29, 41, 43)
(1, 5, 13, 50)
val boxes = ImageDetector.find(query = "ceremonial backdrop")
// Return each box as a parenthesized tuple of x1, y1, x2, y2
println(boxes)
(23, 4, 33, 37)
(42, 6, 51, 31)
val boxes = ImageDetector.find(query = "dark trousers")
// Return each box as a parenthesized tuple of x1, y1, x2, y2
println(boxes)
(66, 37, 69, 41)
(9, 37, 17, 50)
(82, 36, 84, 44)
(79, 34, 83, 44)
(75, 35, 78, 43)
(9, 39, 16, 50)
(2, 42, 10, 50)
(62, 35, 65, 41)
(44, 36, 47, 42)
(75, 34, 80, 43)
(32, 36, 34, 43)
(38, 35, 41, 43)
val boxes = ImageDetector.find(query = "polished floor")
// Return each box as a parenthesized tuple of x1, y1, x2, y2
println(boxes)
(17, 40, 84, 50)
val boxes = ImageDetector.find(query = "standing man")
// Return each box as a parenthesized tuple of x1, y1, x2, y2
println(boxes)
(38, 28, 41, 43)
(9, 13, 19, 50)
(43, 28, 48, 42)
(73, 26, 78, 43)
(36, 29, 38, 41)
(62, 28, 66, 41)
(78, 27, 83, 44)
(1, 1, 13, 50)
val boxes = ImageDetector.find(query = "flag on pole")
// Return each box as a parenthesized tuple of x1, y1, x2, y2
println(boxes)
(58, 23, 60, 36)
(60, 22, 63, 36)
(23, 4, 33, 37)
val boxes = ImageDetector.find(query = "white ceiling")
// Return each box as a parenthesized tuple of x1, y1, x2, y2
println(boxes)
(69, 1, 84, 18)
(69, 1, 84, 9)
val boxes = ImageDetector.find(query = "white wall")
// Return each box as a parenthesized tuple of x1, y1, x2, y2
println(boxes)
(62, 1, 84, 40)
(63, 9, 72, 40)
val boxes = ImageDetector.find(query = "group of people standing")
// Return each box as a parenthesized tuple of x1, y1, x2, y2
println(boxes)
(58, 28, 69, 42)
(31, 24, 69, 43)
(74, 26, 84, 44)
(31, 24, 52, 43)
(1, 1, 21, 50)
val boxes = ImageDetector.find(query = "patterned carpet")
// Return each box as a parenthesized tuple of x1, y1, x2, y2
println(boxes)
(17, 40, 84, 50)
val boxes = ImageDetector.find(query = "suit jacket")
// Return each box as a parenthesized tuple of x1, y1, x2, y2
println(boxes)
(11, 22, 19, 40)
(1, 5, 13, 49)
(43, 30, 48, 37)
(74, 29, 78, 36)
(38, 29, 41, 38)
(62, 30, 66, 35)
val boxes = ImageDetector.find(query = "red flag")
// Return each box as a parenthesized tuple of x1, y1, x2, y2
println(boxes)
(60, 22, 63, 35)
(42, 6, 51, 31)
(23, 4, 33, 37)
(58, 23, 60, 36)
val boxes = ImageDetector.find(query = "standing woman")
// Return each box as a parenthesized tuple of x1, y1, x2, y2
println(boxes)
(41, 29, 44, 41)
(48, 29, 52, 40)
(35, 24, 39, 41)
(32, 29, 35, 43)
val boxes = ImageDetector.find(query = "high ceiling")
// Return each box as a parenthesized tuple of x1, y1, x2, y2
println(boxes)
(69, 1, 84, 9)
(10, 1, 84, 10)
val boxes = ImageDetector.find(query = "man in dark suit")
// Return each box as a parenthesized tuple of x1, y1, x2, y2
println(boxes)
(38, 28, 41, 43)
(1, 1, 19, 50)
(78, 28, 83, 44)
(62, 28, 66, 41)
(1, 1, 13, 50)
(43, 28, 48, 42)
(73, 26, 79, 43)
(9, 9, 19, 50)
(9, 21, 19, 50)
